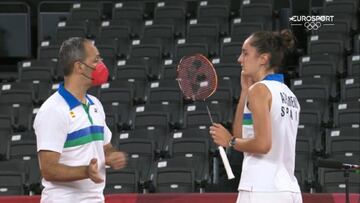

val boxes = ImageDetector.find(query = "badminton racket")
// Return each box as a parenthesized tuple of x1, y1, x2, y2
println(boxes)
(176, 54, 235, 180)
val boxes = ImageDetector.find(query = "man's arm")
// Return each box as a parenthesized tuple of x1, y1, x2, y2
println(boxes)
(38, 150, 103, 183)
(104, 143, 127, 170)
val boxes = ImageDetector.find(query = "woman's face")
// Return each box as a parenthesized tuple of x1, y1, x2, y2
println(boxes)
(238, 36, 267, 77)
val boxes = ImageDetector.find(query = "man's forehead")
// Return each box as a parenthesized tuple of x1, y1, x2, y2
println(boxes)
(84, 41, 99, 56)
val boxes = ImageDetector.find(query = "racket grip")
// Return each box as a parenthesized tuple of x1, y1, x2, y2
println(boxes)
(218, 146, 235, 180)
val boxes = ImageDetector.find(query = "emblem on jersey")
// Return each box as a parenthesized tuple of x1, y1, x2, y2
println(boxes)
(70, 111, 76, 118)
(94, 108, 98, 113)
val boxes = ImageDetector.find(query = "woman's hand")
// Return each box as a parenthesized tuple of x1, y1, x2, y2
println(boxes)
(210, 123, 232, 147)
(241, 71, 254, 92)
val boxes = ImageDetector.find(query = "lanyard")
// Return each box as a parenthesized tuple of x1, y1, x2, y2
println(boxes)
(82, 103, 93, 124)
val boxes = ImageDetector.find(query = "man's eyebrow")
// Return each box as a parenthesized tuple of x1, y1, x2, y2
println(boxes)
(242, 49, 247, 52)
(93, 54, 100, 60)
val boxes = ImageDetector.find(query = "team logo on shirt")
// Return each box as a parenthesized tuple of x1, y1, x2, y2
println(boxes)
(94, 108, 98, 113)
(70, 111, 76, 118)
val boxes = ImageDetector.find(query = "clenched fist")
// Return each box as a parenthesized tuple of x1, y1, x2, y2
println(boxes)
(105, 151, 127, 170)
(210, 123, 232, 147)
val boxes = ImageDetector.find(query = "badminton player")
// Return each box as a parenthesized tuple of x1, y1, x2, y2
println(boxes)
(210, 30, 303, 203)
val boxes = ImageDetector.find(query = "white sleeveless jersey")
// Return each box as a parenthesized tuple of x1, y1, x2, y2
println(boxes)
(238, 75, 301, 192)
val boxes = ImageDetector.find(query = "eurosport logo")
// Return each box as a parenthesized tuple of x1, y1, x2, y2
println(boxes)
(289, 15, 335, 30)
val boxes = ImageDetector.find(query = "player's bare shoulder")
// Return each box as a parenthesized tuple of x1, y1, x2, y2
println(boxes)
(248, 82, 271, 100)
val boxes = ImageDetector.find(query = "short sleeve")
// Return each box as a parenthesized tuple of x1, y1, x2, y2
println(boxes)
(33, 106, 68, 153)
(103, 124, 112, 145)
(89, 95, 112, 145)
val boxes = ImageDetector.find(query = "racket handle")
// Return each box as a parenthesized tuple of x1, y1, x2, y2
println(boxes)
(218, 146, 235, 180)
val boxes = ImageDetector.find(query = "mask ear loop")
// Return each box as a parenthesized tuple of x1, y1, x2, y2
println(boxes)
(78, 61, 95, 81)
(79, 61, 96, 71)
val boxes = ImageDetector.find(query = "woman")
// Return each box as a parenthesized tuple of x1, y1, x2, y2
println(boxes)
(210, 30, 302, 203)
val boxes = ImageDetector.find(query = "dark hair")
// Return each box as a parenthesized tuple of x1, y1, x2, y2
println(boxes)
(249, 29, 296, 70)
(58, 37, 91, 76)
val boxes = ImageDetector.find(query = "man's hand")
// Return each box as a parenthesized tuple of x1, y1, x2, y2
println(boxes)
(106, 151, 127, 170)
(87, 158, 104, 183)
(210, 123, 232, 147)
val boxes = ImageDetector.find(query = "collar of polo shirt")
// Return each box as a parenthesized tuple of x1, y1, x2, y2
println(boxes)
(58, 83, 94, 110)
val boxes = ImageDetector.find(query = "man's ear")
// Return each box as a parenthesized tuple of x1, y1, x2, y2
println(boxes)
(73, 61, 83, 74)
(259, 53, 270, 66)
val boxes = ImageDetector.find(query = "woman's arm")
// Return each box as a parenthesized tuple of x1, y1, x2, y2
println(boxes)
(211, 83, 272, 154)
(232, 72, 255, 138)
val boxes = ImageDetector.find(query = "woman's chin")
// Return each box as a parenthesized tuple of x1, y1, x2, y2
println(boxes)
(242, 69, 250, 76)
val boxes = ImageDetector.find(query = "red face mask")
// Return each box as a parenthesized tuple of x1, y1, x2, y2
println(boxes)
(81, 62, 109, 86)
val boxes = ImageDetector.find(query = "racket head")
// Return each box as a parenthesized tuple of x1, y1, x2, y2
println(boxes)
(176, 54, 218, 101)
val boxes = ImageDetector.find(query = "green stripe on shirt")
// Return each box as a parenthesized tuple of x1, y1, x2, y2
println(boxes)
(64, 133, 104, 148)
(243, 119, 253, 125)
(243, 113, 253, 125)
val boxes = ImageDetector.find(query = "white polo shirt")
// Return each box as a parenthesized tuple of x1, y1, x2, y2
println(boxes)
(34, 84, 111, 203)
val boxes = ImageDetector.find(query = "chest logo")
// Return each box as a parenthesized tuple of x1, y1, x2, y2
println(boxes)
(70, 111, 76, 118)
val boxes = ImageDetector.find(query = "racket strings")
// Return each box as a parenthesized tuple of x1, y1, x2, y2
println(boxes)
(177, 55, 217, 101)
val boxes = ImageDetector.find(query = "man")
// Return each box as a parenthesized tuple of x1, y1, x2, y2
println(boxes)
(34, 37, 127, 203)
